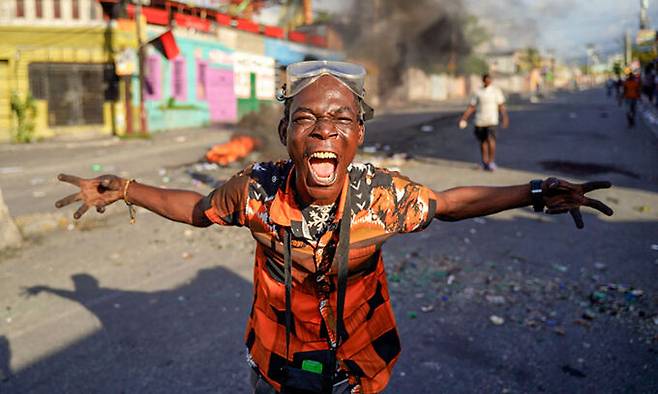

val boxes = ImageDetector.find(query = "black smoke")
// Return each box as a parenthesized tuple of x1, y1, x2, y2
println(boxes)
(335, 0, 473, 100)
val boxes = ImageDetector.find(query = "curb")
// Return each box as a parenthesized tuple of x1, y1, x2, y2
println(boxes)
(13, 203, 131, 239)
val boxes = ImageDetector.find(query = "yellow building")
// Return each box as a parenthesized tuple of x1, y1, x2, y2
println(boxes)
(0, 0, 138, 142)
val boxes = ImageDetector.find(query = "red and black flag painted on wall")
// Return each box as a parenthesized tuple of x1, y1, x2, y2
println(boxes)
(148, 30, 180, 60)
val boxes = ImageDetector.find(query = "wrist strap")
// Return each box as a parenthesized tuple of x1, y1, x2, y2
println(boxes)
(123, 179, 137, 224)
(530, 179, 544, 213)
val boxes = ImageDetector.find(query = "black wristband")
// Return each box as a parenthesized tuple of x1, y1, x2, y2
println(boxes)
(530, 179, 544, 212)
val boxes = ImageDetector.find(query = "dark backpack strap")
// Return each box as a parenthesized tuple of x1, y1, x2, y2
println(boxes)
(283, 229, 293, 360)
(335, 186, 351, 345)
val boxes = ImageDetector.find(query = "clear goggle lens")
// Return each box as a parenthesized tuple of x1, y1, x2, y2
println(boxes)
(278, 60, 374, 121)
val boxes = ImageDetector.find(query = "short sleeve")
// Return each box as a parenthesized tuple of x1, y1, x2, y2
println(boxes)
(204, 168, 250, 227)
(469, 94, 478, 106)
(389, 172, 437, 233)
(496, 88, 505, 105)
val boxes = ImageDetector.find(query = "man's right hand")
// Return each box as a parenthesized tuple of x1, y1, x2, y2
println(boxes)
(55, 174, 126, 219)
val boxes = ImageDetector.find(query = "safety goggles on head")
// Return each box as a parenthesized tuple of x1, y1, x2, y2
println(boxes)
(277, 60, 375, 121)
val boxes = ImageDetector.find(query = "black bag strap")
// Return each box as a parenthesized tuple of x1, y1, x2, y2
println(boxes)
(282, 186, 351, 357)
(335, 186, 351, 345)
(283, 229, 293, 360)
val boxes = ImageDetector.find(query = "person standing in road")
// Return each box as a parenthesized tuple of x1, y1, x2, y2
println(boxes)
(623, 72, 641, 128)
(458, 73, 509, 171)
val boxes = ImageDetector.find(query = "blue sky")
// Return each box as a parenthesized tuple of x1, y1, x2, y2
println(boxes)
(259, 0, 658, 62)
(465, 0, 658, 61)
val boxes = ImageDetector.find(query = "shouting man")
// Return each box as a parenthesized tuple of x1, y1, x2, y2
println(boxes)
(56, 61, 613, 394)
(459, 73, 509, 171)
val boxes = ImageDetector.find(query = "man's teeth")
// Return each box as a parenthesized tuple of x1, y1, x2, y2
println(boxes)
(310, 152, 337, 159)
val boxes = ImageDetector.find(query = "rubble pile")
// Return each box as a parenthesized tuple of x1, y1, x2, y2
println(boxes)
(385, 250, 658, 344)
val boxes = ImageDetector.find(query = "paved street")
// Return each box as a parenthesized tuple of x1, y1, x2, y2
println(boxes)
(1, 88, 657, 393)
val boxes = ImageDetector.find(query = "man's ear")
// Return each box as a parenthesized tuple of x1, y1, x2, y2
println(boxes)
(357, 121, 365, 145)
(278, 117, 288, 146)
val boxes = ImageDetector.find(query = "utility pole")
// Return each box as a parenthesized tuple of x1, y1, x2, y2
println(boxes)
(624, 30, 632, 66)
(640, 0, 650, 29)
(135, 0, 148, 135)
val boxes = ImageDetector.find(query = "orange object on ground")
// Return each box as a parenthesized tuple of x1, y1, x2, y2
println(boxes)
(206, 135, 258, 166)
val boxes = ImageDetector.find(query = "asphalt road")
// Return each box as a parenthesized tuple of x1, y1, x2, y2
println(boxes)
(1, 89, 657, 393)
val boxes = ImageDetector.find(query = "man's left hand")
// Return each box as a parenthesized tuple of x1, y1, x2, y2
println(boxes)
(542, 177, 614, 229)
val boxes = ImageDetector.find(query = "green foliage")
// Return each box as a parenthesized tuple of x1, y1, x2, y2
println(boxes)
(613, 61, 622, 76)
(314, 10, 334, 25)
(158, 97, 199, 111)
(10, 92, 37, 143)
(517, 48, 542, 73)
(119, 132, 152, 140)
(460, 54, 489, 75)
(463, 14, 489, 49)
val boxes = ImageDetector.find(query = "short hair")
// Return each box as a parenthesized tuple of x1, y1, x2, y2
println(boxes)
(482, 73, 491, 82)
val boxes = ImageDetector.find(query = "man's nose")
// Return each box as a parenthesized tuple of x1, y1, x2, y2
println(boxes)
(310, 118, 338, 140)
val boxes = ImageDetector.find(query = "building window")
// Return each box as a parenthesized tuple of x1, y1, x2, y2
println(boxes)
(72, 0, 79, 19)
(53, 0, 61, 18)
(144, 55, 162, 101)
(197, 61, 207, 100)
(171, 57, 187, 102)
(15, 0, 25, 17)
(29, 63, 105, 126)
(35, 0, 43, 18)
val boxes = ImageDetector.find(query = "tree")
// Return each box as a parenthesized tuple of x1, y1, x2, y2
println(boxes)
(517, 48, 542, 73)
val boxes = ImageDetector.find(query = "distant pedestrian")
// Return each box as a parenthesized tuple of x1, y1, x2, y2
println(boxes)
(623, 73, 641, 128)
(615, 76, 624, 107)
(459, 73, 509, 171)
(605, 76, 614, 97)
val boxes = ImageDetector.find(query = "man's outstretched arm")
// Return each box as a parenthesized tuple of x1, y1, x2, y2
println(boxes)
(499, 103, 509, 128)
(55, 174, 212, 227)
(459, 105, 476, 123)
(432, 178, 613, 228)
(123, 181, 212, 226)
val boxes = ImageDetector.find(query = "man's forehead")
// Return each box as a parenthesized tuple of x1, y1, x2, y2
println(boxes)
(290, 75, 359, 111)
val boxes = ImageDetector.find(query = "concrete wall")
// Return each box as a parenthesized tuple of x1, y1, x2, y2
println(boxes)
(144, 28, 236, 131)
(0, 24, 137, 142)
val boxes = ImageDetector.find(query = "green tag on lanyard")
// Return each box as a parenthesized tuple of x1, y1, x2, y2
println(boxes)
(301, 359, 323, 374)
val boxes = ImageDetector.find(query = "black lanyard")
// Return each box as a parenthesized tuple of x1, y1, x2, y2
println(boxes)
(282, 186, 351, 359)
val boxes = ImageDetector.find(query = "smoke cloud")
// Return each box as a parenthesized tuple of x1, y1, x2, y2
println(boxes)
(335, 0, 473, 99)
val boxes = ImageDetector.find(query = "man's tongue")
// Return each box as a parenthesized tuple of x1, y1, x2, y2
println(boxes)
(310, 158, 336, 179)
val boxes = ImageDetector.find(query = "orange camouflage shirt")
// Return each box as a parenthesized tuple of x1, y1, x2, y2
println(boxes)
(204, 160, 437, 393)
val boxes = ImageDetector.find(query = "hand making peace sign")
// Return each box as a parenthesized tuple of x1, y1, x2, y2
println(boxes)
(54, 174, 127, 219)
(541, 177, 614, 229)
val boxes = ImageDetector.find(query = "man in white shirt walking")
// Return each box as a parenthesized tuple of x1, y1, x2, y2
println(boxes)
(459, 74, 509, 171)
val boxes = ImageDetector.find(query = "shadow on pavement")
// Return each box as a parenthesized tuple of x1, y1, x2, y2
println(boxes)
(2, 212, 657, 393)
(0, 336, 10, 383)
(2, 267, 253, 394)
(386, 212, 658, 393)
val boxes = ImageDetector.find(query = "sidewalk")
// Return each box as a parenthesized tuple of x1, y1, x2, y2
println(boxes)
(0, 126, 235, 236)
(638, 100, 658, 141)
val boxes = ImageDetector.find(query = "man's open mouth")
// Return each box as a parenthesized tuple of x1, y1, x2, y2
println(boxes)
(308, 151, 338, 186)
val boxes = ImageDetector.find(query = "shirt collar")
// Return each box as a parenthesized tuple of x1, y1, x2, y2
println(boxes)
(270, 164, 350, 229)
